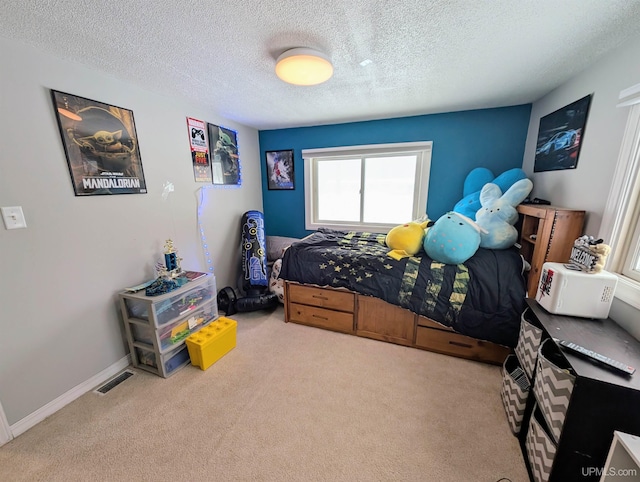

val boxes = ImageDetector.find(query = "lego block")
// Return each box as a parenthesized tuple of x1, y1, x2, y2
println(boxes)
(186, 317, 237, 370)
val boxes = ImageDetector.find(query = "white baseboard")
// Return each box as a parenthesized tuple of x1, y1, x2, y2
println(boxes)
(10, 355, 131, 438)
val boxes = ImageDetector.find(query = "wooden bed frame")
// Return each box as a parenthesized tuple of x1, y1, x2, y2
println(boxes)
(284, 281, 510, 365)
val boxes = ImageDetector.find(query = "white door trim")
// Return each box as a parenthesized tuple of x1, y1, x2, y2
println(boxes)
(0, 400, 12, 446)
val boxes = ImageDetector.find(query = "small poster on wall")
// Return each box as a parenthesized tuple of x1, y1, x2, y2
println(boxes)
(208, 123, 241, 186)
(186, 117, 211, 182)
(265, 150, 294, 190)
(51, 90, 147, 196)
(534, 94, 592, 173)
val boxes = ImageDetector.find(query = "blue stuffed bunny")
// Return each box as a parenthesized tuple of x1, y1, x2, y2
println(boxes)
(453, 168, 528, 220)
(475, 178, 533, 249)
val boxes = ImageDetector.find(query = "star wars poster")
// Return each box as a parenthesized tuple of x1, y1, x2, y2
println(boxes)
(51, 90, 147, 196)
(265, 150, 294, 190)
(187, 117, 211, 182)
(208, 123, 241, 186)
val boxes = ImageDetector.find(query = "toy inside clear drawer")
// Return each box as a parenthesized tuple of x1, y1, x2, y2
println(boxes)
(123, 275, 216, 327)
(130, 300, 219, 352)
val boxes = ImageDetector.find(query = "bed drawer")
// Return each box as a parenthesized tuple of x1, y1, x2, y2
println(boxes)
(356, 295, 415, 346)
(417, 315, 455, 332)
(288, 284, 355, 313)
(288, 302, 355, 334)
(415, 326, 509, 365)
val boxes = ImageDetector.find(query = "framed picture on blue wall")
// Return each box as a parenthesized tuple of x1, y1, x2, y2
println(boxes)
(534, 94, 592, 172)
(265, 150, 294, 190)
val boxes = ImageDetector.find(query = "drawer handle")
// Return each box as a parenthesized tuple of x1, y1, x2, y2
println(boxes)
(312, 314, 329, 320)
(312, 295, 329, 301)
(449, 340, 473, 349)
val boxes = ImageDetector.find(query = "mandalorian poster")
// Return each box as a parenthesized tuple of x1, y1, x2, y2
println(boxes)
(51, 90, 147, 196)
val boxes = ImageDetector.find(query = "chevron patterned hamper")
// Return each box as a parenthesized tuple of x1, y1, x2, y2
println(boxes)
(532, 339, 576, 444)
(514, 307, 543, 380)
(526, 403, 558, 482)
(500, 354, 530, 434)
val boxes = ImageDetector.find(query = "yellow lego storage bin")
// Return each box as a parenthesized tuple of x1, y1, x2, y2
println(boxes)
(185, 317, 237, 370)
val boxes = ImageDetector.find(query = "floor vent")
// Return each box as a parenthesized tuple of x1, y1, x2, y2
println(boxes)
(94, 370, 135, 395)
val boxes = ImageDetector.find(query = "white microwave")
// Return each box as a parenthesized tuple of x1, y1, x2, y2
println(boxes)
(536, 262, 618, 319)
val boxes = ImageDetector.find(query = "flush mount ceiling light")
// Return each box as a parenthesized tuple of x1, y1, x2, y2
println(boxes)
(275, 48, 333, 86)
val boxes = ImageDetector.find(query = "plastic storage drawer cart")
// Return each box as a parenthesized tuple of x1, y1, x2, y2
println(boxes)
(119, 274, 218, 377)
(186, 317, 237, 370)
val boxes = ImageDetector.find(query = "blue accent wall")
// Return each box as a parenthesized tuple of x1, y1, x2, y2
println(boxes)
(259, 105, 531, 238)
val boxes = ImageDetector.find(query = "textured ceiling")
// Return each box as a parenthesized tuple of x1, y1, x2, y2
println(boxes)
(2, 0, 640, 130)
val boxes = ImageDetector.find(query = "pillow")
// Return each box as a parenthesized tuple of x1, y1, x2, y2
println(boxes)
(266, 236, 300, 261)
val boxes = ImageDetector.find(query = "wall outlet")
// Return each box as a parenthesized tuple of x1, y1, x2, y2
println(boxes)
(1, 206, 27, 230)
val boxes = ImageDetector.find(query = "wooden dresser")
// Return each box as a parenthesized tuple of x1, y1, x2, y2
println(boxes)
(516, 205, 585, 298)
(284, 281, 510, 365)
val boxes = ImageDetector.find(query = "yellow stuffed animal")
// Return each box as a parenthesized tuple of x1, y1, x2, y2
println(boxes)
(385, 220, 430, 260)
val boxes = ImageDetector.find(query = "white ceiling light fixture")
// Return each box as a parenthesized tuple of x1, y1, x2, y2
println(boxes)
(275, 48, 333, 86)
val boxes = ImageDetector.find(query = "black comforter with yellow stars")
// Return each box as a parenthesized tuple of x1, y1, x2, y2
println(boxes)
(280, 229, 527, 347)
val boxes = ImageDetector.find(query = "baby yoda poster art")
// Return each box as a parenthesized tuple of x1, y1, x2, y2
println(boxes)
(51, 90, 147, 196)
(208, 123, 240, 186)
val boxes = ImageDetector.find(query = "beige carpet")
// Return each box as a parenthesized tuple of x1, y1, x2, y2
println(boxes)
(0, 307, 528, 482)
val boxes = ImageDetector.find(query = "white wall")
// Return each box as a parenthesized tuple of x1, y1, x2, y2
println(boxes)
(522, 34, 640, 235)
(0, 38, 263, 425)
(522, 33, 640, 339)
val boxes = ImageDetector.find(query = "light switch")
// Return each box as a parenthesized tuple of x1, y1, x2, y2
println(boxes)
(1, 206, 27, 230)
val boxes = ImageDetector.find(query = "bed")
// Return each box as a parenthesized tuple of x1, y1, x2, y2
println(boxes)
(278, 228, 527, 364)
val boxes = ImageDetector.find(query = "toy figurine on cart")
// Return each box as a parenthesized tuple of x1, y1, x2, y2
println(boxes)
(146, 239, 186, 296)
(156, 239, 184, 279)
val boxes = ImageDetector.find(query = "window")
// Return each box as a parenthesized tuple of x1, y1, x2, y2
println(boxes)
(599, 84, 640, 309)
(302, 142, 432, 233)
(623, 215, 640, 282)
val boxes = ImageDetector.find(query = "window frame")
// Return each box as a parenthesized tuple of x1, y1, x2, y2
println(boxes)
(302, 142, 432, 233)
(599, 84, 640, 309)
